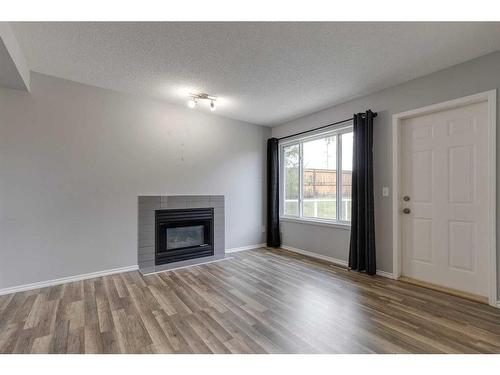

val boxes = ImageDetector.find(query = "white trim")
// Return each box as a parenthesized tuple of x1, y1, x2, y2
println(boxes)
(280, 216, 351, 230)
(0, 265, 138, 296)
(225, 243, 266, 253)
(281, 245, 348, 267)
(392, 90, 497, 307)
(376, 270, 398, 280)
(281, 245, 395, 279)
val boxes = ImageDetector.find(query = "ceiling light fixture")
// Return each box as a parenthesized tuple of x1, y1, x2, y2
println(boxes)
(187, 93, 217, 112)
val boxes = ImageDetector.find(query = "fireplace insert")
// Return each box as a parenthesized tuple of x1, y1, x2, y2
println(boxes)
(155, 208, 214, 265)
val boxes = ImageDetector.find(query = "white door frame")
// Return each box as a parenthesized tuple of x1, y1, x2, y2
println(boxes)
(392, 90, 497, 307)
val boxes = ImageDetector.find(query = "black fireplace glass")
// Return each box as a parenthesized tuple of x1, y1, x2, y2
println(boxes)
(166, 225, 205, 250)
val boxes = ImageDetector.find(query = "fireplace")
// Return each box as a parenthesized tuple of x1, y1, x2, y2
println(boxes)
(138, 195, 224, 274)
(155, 208, 214, 266)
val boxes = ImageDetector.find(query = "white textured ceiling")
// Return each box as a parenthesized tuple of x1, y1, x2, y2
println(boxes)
(10, 22, 500, 126)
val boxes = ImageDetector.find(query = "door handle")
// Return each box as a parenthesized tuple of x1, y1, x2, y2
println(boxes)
(403, 196, 410, 201)
(403, 208, 411, 214)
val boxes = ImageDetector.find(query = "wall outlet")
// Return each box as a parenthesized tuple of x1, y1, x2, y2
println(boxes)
(261, 225, 266, 233)
(382, 187, 390, 197)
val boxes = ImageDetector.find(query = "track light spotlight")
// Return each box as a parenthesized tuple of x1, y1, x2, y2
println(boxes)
(187, 97, 197, 109)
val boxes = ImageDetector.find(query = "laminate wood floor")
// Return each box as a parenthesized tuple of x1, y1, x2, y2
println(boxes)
(1, 247, 500, 354)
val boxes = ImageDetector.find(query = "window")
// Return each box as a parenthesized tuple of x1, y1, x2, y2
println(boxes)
(283, 144, 300, 216)
(280, 127, 353, 225)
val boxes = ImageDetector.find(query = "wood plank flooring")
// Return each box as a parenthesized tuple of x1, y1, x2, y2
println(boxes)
(1, 247, 500, 353)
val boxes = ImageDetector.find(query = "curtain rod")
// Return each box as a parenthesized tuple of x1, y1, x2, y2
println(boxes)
(277, 111, 377, 141)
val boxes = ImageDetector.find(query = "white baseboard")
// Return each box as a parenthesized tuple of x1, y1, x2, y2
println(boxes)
(376, 270, 398, 280)
(281, 244, 396, 279)
(281, 245, 348, 268)
(0, 243, 265, 296)
(0, 264, 138, 296)
(226, 243, 266, 253)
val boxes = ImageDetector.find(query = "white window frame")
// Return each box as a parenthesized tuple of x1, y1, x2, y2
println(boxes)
(279, 124, 353, 229)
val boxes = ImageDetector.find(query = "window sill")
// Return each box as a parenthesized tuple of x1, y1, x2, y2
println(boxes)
(280, 216, 351, 230)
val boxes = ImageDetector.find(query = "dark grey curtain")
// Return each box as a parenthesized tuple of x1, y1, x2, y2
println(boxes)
(349, 110, 376, 275)
(267, 138, 281, 247)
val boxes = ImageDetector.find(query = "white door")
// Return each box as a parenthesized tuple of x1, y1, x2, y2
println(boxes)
(401, 101, 490, 298)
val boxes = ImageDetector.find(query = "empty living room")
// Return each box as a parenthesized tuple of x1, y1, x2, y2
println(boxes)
(2, 0, 500, 372)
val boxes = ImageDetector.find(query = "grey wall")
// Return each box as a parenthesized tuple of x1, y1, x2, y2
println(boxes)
(0, 23, 30, 91)
(0, 72, 270, 289)
(272, 51, 500, 295)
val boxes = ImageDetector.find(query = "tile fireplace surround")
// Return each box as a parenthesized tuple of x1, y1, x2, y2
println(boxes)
(138, 195, 225, 274)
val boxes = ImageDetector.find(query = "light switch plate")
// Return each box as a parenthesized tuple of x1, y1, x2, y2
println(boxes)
(382, 187, 389, 197)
